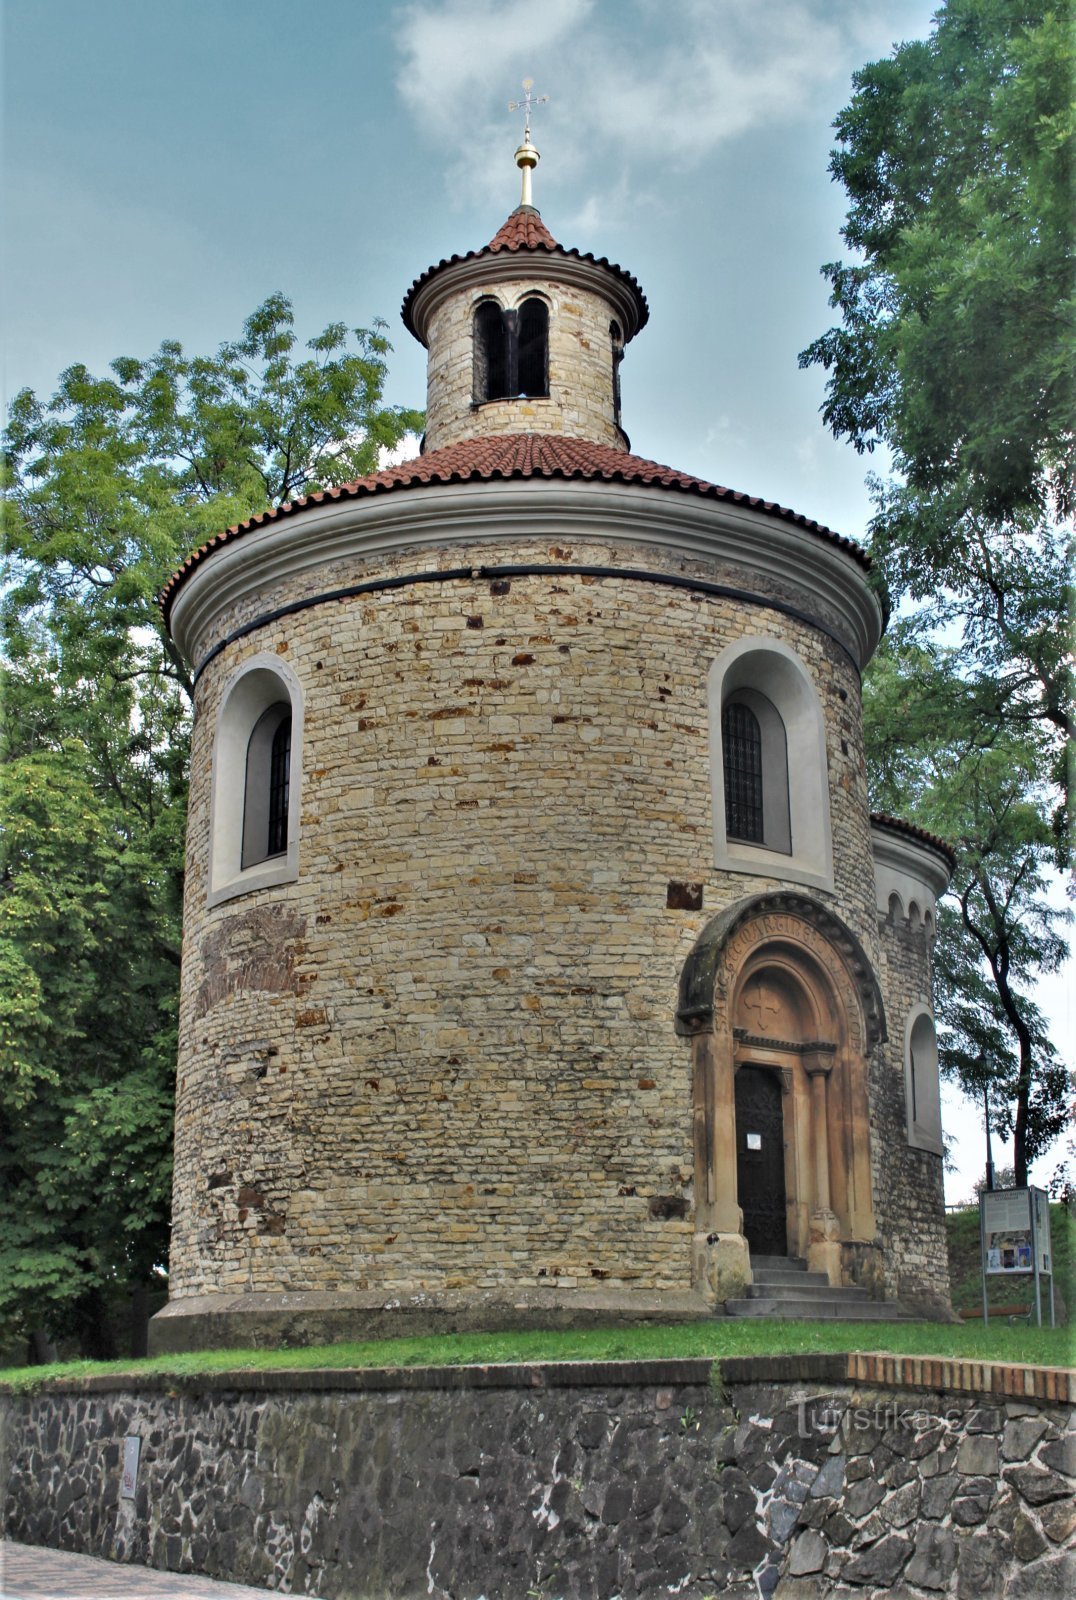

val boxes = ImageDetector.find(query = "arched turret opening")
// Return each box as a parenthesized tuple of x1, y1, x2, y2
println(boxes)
(516, 297, 549, 397)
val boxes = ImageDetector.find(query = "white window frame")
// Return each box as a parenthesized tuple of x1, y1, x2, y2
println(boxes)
(708, 637, 834, 891)
(208, 653, 304, 907)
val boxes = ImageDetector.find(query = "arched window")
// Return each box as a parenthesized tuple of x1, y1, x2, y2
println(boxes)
(473, 296, 549, 402)
(474, 301, 507, 403)
(516, 298, 549, 397)
(209, 654, 303, 906)
(242, 704, 292, 869)
(708, 639, 832, 891)
(610, 320, 625, 432)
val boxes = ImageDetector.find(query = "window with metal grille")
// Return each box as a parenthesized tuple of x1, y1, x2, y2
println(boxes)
(722, 700, 764, 843)
(268, 714, 291, 857)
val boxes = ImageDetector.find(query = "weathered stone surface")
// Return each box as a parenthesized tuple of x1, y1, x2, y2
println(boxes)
(957, 1434, 999, 1476)
(1037, 1433, 1075, 1477)
(880, 1479, 920, 1528)
(844, 1477, 887, 1519)
(727, 1521, 771, 1570)
(955, 1530, 1008, 1600)
(1040, 1498, 1076, 1543)
(841, 1533, 913, 1586)
(921, 1472, 959, 1519)
(809, 1455, 845, 1499)
(1000, 1415, 1050, 1460)
(787, 1529, 828, 1576)
(1005, 1463, 1073, 1505)
(1005, 1553, 1076, 1600)
(905, 1525, 957, 1591)
(950, 1476, 997, 1527)
(1011, 1510, 1049, 1563)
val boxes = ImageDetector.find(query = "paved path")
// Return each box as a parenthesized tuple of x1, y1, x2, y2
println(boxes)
(0, 1543, 315, 1600)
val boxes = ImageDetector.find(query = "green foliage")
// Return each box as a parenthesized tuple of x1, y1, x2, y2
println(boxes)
(864, 627, 1070, 1181)
(2, 297, 423, 1356)
(0, 746, 177, 1354)
(805, 0, 1073, 1184)
(800, 0, 1074, 529)
(3, 296, 424, 699)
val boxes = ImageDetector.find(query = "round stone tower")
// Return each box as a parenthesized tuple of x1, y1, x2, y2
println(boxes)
(154, 151, 954, 1351)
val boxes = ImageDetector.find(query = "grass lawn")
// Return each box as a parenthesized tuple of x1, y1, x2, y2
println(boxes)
(3, 1204, 1071, 1394)
(1, 1316, 1072, 1394)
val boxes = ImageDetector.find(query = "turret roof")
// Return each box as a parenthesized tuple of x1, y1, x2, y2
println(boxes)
(401, 207, 649, 341)
(870, 812, 957, 872)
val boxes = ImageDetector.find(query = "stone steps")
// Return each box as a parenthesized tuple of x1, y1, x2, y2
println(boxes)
(725, 1257, 911, 1321)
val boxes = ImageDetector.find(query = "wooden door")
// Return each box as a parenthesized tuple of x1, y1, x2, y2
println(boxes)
(735, 1066, 787, 1255)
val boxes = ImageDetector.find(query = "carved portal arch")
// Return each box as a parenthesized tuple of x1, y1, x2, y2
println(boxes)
(677, 890, 886, 1047)
(678, 892, 884, 1304)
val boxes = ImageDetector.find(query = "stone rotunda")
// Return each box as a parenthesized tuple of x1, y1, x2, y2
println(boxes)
(152, 140, 955, 1351)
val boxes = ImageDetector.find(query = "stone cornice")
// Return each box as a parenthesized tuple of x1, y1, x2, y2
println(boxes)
(169, 477, 885, 673)
(405, 249, 649, 348)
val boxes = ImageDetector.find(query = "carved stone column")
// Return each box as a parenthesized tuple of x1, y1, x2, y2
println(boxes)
(805, 1055, 841, 1286)
(691, 1029, 751, 1304)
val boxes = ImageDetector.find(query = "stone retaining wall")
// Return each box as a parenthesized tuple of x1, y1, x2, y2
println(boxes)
(2, 1356, 1072, 1598)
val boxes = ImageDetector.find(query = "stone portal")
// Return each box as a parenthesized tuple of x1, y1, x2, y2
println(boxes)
(679, 891, 886, 1306)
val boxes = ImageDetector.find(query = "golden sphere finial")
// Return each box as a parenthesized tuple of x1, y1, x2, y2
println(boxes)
(507, 78, 548, 209)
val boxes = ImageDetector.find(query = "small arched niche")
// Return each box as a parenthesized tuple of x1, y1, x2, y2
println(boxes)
(208, 653, 304, 907)
(905, 1005, 944, 1155)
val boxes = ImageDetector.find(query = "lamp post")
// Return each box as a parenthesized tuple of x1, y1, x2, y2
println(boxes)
(983, 1070, 995, 1193)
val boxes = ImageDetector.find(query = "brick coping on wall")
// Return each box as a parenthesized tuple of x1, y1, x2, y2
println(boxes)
(3, 1351, 1073, 1403)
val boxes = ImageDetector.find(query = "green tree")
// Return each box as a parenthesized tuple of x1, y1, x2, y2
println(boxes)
(865, 630, 1070, 1185)
(801, 0, 1073, 1183)
(800, 0, 1074, 531)
(0, 741, 177, 1357)
(2, 297, 422, 1355)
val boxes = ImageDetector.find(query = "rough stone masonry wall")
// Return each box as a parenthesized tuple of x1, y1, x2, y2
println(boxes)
(869, 912, 949, 1313)
(3, 1358, 1073, 1599)
(423, 276, 625, 450)
(171, 535, 887, 1307)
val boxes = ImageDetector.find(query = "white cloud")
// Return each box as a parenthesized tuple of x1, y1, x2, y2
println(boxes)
(392, 0, 932, 207)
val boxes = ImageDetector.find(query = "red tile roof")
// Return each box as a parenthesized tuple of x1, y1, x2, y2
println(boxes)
(401, 207, 649, 340)
(160, 432, 871, 628)
(870, 812, 957, 871)
(487, 207, 559, 252)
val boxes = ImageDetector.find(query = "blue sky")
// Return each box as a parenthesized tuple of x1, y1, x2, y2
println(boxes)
(2, 0, 1069, 1199)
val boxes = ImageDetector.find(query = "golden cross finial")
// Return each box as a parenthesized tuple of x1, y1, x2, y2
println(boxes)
(508, 78, 548, 208)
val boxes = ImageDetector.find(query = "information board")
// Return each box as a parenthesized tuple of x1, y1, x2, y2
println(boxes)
(982, 1186, 1032, 1274)
(978, 1185, 1055, 1327)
